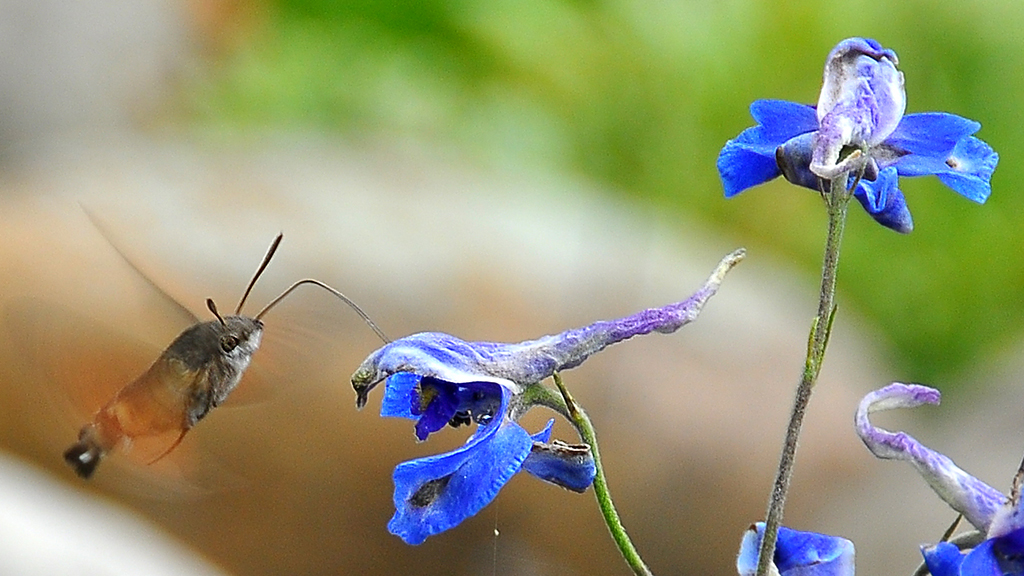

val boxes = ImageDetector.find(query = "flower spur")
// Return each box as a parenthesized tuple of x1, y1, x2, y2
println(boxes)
(857, 383, 1024, 575)
(351, 249, 744, 544)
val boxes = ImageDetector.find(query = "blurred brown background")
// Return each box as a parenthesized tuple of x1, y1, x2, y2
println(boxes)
(0, 2, 1021, 576)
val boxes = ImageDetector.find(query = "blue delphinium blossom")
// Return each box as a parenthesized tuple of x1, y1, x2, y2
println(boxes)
(378, 372, 592, 544)
(717, 37, 998, 233)
(351, 250, 744, 544)
(856, 383, 1024, 575)
(737, 522, 855, 576)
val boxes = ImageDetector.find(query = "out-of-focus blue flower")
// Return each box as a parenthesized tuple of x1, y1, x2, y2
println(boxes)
(717, 38, 997, 233)
(737, 523, 855, 576)
(922, 530, 1024, 576)
(857, 383, 1024, 575)
(351, 250, 744, 544)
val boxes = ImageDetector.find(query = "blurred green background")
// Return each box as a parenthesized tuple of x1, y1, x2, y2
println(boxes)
(188, 0, 1018, 387)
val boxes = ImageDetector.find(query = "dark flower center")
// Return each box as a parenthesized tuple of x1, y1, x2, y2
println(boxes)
(417, 379, 499, 430)
(409, 475, 452, 508)
(449, 411, 472, 428)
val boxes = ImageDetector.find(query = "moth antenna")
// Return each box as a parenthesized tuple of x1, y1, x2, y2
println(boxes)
(255, 278, 390, 343)
(207, 298, 226, 326)
(235, 233, 284, 314)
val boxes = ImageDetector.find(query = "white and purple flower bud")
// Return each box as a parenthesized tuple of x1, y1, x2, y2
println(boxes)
(811, 38, 906, 179)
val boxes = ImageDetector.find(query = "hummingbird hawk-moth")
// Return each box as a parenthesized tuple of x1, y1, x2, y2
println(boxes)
(63, 233, 386, 478)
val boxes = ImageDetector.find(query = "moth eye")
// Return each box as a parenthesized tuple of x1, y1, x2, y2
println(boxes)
(220, 335, 239, 353)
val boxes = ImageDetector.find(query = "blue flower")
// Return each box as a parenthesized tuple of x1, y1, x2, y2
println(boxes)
(737, 523, 855, 576)
(857, 383, 1024, 575)
(717, 38, 997, 233)
(379, 371, 594, 544)
(351, 250, 744, 543)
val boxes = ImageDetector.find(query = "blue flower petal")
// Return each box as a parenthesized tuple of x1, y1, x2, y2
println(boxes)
(959, 538, 1005, 576)
(738, 523, 855, 576)
(893, 141, 996, 203)
(381, 372, 421, 419)
(935, 137, 998, 204)
(718, 141, 784, 197)
(388, 417, 533, 545)
(775, 526, 855, 575)
(854, 167, 914, 233)
(780, 134, 915, 234)
(522, 426, 596, 493)
(718, 100, 818, 197)
(386, 382, 536, 545)
(352, 332, 518, 408)
(530, 419, 554, 443)
(921, 541, 966, 576)
(776, 131, 823, 191)
(923, 527, 1024, 576)
(522, 448, 595, 492)
(993, 528, 1024, 575)
(748, 100, 819, 147)
(885, 112, 980, 160)
(883, 112, 997, 204)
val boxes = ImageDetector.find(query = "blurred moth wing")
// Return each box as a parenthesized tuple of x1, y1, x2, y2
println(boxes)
(3, 299, 213, 493)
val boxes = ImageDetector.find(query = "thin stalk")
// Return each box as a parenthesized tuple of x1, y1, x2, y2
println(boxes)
(553, 373, 653, 576)
(754, 173, 851, 576)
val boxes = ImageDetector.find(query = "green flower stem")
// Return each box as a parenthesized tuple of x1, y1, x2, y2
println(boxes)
(755, 174, 851, 576)
(549, 372, 654, 576)
(519, 381, 574, 421)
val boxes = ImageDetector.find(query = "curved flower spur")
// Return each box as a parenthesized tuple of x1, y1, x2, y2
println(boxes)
(351, 249, 745, 545)
(718, 38, 998, 233)
(857, 383, 1024, 575)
